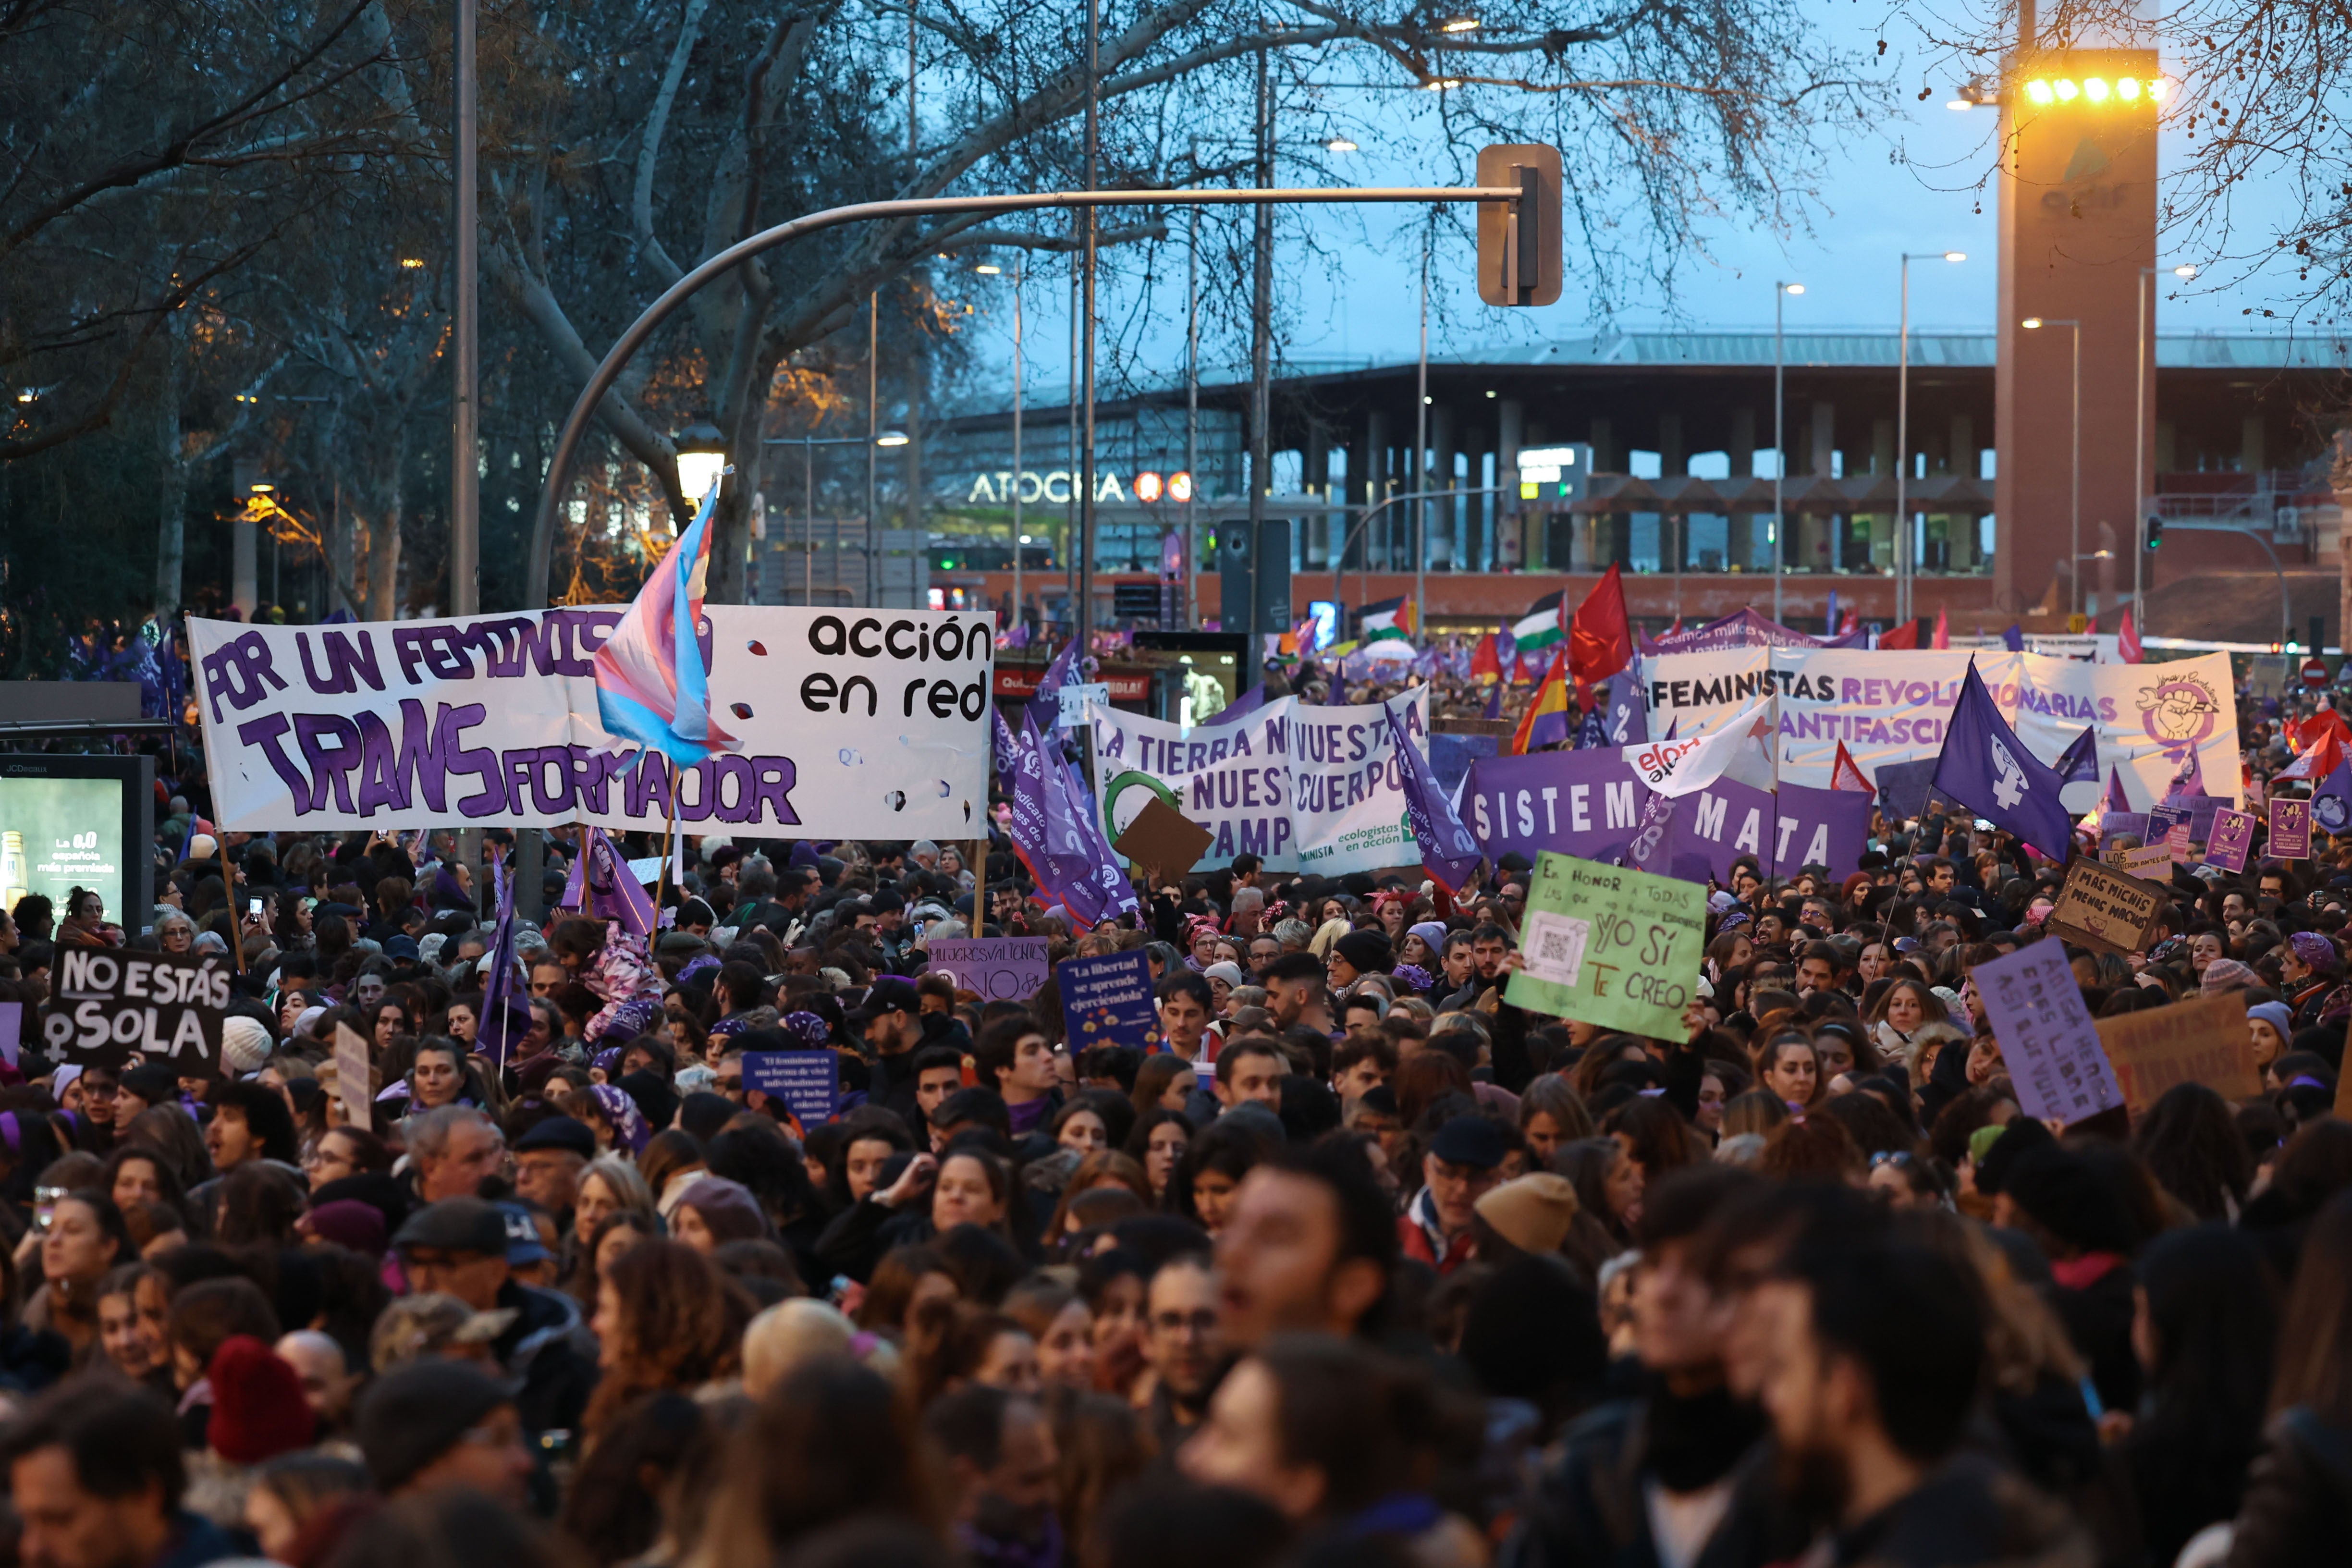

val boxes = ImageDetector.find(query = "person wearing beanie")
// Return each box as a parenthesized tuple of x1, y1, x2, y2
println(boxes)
(202, 1336, 315, 1467)
(1473, 1173, 1580, 1258)
(1995, 1141, 2141, 1416)
(2281, 928, 2347, 1028)
(1327, 929, 1394, 992)
(2199, 958, 2257, 997)
(218, 1017, 274, 1078)
(353, 1358, 533, 1507)
(2247, 1000, 2295, 1072)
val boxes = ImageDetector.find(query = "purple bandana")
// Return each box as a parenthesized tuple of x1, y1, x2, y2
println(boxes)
(591, 1084, 652, 1155)
(784, 1010, 832, 1048)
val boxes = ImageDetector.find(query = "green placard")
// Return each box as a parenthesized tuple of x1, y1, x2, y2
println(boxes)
(1502, 851, 1707, 1039)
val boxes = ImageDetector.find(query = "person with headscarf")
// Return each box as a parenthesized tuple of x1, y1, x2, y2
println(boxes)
(2280, 929, 2345, 1029)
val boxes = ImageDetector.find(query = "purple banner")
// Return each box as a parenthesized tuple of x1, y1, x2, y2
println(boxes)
(1458, 752, 1869, 886)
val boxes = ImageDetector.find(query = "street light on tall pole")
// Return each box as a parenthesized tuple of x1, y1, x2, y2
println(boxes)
(1773, 281, 1803, 622)
(1414, 230, 1429, 625)
(975, 260, 1026, 632)
(2136, 263, 2195, 629)
(1074, 0, 1100, 640)
(1896, 251, 1963, 625)
(2022, 316, 2083, 616)
(450, 0, 479, 615)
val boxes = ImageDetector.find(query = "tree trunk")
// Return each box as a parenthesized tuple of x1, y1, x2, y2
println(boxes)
(329, 478, 359, 616)
(363, 432, 405, 620)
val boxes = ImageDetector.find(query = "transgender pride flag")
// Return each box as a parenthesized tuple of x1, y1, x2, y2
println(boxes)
(594, 487, 736, 766)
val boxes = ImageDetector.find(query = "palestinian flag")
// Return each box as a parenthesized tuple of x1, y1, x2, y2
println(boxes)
(1512, 590, 1567, 651)
(1360, 596, 1418, 642)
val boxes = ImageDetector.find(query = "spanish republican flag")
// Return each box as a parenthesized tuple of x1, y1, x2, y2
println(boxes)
(1511, 650, 1573, 754)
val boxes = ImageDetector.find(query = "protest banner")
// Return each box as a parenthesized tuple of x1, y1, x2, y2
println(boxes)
(2204, 808, 2257, 872)
(1971, 942, 2125, 1125)
(2044, 859, 2167, 956)
(1503, 852, 1706, 1040)
(2270, 798, 2311, 859)
(1087, 687, 1429, 875)
(1057, 949, 1163, 1053)
(1643, 648, 2240, 806)
(189, 606, 993, 840)
(2104, 843, 2173, 881)
(2095, 992, 2261, 1117)
(39, 947, 230, 1075)
(742, 1051, 842, 1127)
(924, 937, 1050, 1002)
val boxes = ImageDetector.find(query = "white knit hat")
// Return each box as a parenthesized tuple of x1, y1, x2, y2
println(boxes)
(221, 1016, 274, 1075)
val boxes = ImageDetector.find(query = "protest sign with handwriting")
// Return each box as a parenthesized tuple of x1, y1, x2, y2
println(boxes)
(2095, 992, 2260, 1117)
(1972, 942, 2124, 1125)
(2104, 844, 2172, 881)
(1503, 852, 1706, 1040)
(2045, 859, 2168, 956)
(39, 948, 230, 1075)
(925, 937, 1049, 1002)
(1057, 950, 1163, 1054)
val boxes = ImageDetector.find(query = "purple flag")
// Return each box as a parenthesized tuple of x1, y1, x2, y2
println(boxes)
(1603, 671, 1649, 746)
(1931, 660, 2075, 859)
(1626, 789, 1678, 873)
(992, 703, 1023, 781)
(2055, 724, 2100, 787)
(473, 855, 530, 1067)
(1197, 683, 1269, 729)
(1027, 637, 1083, 732)
(2001, 624, 2025, 652)
(560, 826, 659, 937)
(1495, 628, 1518, 672)
(1483, 682, 1502, 721)
(1044, 740, 1136, 923)
(1385, 698, 1483, 892)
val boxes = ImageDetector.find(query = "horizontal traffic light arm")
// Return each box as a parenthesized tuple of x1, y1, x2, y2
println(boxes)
(528, 174, 1547, 608)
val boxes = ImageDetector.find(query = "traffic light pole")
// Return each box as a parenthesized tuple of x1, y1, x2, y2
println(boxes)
(526, 176, 1545, 610)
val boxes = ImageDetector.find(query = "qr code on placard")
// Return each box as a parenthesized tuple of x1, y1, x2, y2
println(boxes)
(1520, 911, 1591, 987)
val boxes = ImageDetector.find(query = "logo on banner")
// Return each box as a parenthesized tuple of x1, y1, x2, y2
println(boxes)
(2135, 673, 2220, 758)
(1991, 737, 2028, 809)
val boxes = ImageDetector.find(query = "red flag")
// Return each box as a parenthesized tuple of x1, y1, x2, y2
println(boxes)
(1878, 618, 1920, 650)
(1838, 608, 1859, 637)
(1931, 605, 1949, 650)
(1469, 633, 1500, 685)
(2118, 606, 2143, 664)
(2295, 708, 2352, 752)
(2279, 729, 2346, 781)
(1666, 616, 1684, 637)
(1831, 741, 1873, 794)
(1568, 563, 1633, 694)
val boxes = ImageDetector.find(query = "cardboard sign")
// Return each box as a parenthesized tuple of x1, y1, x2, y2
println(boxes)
(1972, 942, 2125, 1125)
(2096, 992, 2262, 1116)
(742, 1050, 842, 1127)
(38, 948, 231, 1075)
(2046, 859, 2168, 956)
(2148, 805, 2193, 862)
(2204, 808, 2257, 872)
(1503, 852, 1707, 1040)
(2104, 844, 2173, 882)
(1112, 796, 1215, 884)
(925, 937, 1050, 1002)
(332, 1022, 373, 1117)
(2270, 798, 2312, 860)
(1056, 949, 1163, 1053)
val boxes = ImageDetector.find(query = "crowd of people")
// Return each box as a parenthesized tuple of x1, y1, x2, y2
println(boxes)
(0, 655, 2345, 1568)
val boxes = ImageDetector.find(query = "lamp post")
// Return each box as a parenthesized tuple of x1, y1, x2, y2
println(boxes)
(2135, 263, 2196, 629)
(1896, 251, 1964, 625)
(450, 0, 479, 615)
(2022, 316, 2083, 616)
(1773, 281, 1803, 621)
(674, 423, 727, 514)
(1414, 231, 1429, 623)
(761, 432, 909, 603)
(974, 260, 1026, 634)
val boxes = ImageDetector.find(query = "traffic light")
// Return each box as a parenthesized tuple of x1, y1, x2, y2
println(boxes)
(2144, 515, 2163, 551)
(1475, 144, 1562, 307)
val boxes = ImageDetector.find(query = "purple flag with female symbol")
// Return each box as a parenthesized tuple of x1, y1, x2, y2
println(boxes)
(560, 826, 659, 937)
(1385, 698, 1483, 892)
(1931, 660, 2075, 859)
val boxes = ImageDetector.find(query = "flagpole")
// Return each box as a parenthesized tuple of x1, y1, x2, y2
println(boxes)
(652, 756, 683, 923)
(217, 830, 245, 973)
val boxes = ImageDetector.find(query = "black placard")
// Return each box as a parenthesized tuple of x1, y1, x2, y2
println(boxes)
(40, 947, 230, 1076)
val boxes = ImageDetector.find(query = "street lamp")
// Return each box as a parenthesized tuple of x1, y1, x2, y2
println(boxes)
(2022, 317, 2083, 616)
(972, 257, 1027, 637)
(1773, 281, 1804, 621)
(1896, 250, 1965, 625)
(875, 430, 910, 447)
(674, 422, 728, 513)
(2134, 263, 2199, 628)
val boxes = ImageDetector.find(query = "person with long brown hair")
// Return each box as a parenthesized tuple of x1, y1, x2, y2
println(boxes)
(2232, 1190, 2352, 1565)
(582, 1239, 753, 1440)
